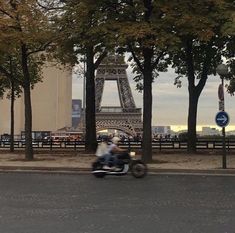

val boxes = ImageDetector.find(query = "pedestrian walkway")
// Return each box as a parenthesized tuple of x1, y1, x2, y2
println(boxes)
(0, 151, 234, 174)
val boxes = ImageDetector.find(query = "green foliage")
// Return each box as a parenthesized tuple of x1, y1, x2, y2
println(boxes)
(53, 0, 116, 66)
(0, 55, 22, 98)
(0, 0, 58, 72)
(0, 75, 6, 97)
(166, 0, 235, 82)
(164, 0, 235, 152)
(0, 0, 60, 159)
(225, 43, 235, 95)
(0, 50, 44, 100)
(111, 1, 173, 90)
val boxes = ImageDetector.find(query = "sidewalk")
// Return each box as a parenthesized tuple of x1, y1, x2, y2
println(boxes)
(0, 151, 235, 175)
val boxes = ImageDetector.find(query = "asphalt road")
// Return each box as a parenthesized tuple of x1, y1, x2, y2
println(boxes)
(0, 173, 234, 233)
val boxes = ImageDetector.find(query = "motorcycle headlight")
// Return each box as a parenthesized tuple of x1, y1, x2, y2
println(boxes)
(130, 151, 136, 158)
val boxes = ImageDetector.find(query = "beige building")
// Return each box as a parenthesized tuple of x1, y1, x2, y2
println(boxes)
(0, 63, 72, 137)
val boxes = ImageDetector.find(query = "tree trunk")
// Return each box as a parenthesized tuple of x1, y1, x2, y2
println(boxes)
(85, 47, 97, 152)
(10, 79, 15, 152)
(185, 39, 210, 153)
(142, 48, 153, 162)
(23, 84, 33, 160)
(21, 45, 33, 160)
(187, 89, 199, 153)
(185, 39, 197, 154)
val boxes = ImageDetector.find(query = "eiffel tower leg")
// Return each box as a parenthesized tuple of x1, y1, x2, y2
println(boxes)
(95, 78, 105, 112)
(117, 77, 136, 109)
(95, 55, 142, 136)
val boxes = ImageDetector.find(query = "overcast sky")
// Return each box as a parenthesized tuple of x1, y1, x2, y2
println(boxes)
(72, 64, 235, 131)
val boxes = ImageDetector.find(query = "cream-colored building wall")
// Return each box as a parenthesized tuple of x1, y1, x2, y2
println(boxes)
(0, 63, 72, 136)
(31, 63, 72, 131)
(0, 96, 24, 135)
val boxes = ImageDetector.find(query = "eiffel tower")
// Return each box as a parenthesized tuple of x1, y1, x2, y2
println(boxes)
(95, 55, 142, 136)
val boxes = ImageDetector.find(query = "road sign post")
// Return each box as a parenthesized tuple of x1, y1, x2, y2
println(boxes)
(222, 127, 226, 169)
(215, 111, 229, 169)
(216, 64, 229, 169)
(218, 83, 224, 101)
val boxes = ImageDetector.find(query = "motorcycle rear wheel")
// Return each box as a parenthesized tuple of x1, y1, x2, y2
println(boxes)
(92, 162, 106, 178)
(131, 162, 147, 178)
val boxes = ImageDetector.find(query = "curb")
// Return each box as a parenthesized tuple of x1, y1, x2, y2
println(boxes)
(0, 166, 90, 175)
(0, 166, 234, 176)
(149, 168, 235, 176)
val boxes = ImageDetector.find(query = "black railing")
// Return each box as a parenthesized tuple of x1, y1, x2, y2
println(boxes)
(1, 139, 235, 151)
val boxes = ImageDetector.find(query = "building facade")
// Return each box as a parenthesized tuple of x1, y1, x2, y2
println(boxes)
(0, 63, 72, 137)
(200, 127, 220, 136)
(152, 126, 171, 136)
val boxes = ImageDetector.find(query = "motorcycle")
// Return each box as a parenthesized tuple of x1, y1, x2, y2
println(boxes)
(92, 152, 147, 178)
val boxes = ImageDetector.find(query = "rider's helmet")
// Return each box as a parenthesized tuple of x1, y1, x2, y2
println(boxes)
(101, 135, 109, 142)
(112, 136, 120, 144)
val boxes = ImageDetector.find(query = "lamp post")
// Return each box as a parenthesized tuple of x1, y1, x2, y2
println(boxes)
(83, 55, 86, 138)
(216, 64, 229, 169)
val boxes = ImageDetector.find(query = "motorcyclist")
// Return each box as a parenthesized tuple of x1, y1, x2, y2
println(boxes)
(95, 136, 111, 169)
(109, 136, 125, 153)
(96, 136, 109, 157)
(107, 136, 128, 170)
(96, 136, 128, 170)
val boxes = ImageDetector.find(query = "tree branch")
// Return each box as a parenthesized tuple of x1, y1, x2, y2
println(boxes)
(36, 0, 64, 11)
(151, 51, 166, 70)
(128, 44, 144, 72)
(196, 43, 213, 94)
(0, 66, 11, 79)
(185, 38, 195, 88)
(0, 8, 14, 19)
(27, 41, 53, 56)
(94, 51, 107, 70)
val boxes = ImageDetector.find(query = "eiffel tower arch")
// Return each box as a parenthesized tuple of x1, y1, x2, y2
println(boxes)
(95, 55, 142, 136)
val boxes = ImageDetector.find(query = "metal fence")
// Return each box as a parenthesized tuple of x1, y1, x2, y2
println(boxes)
(1, 139, 235, 151)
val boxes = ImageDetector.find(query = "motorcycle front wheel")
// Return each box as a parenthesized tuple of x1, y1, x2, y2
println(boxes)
(131, 161, 147, 178)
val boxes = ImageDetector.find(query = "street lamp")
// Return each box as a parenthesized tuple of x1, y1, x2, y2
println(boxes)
(216, 64, 229, 169)
(83, 55, 86, 138)
(216, 64, 229, 77)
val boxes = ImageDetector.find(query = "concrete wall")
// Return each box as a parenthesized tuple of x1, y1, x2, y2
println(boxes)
(0, 63, 72, 136)
(0, 96, 24, 135)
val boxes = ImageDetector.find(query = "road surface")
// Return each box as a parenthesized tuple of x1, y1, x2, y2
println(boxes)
(0, 173, 234, 233)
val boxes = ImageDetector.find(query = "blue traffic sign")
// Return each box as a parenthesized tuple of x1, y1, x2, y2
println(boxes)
(215, 111, 230, 127)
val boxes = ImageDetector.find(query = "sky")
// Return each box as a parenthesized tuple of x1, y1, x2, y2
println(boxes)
(72, 63, 235, 132)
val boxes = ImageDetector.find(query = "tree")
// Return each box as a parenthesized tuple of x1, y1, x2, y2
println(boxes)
(224, 54, 235, 94)
(217, 9, 235, 94)
(0, 53, 42, 152)
(0, 55, 22, 152)
(109, 0, 173, 162)
(0, 0, 57, 159)
(57, 0, 117, 152)
(165, 0, 235, 153)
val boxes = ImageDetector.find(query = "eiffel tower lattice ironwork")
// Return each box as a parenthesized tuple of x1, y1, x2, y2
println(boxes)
(95, 55, 142, 136)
